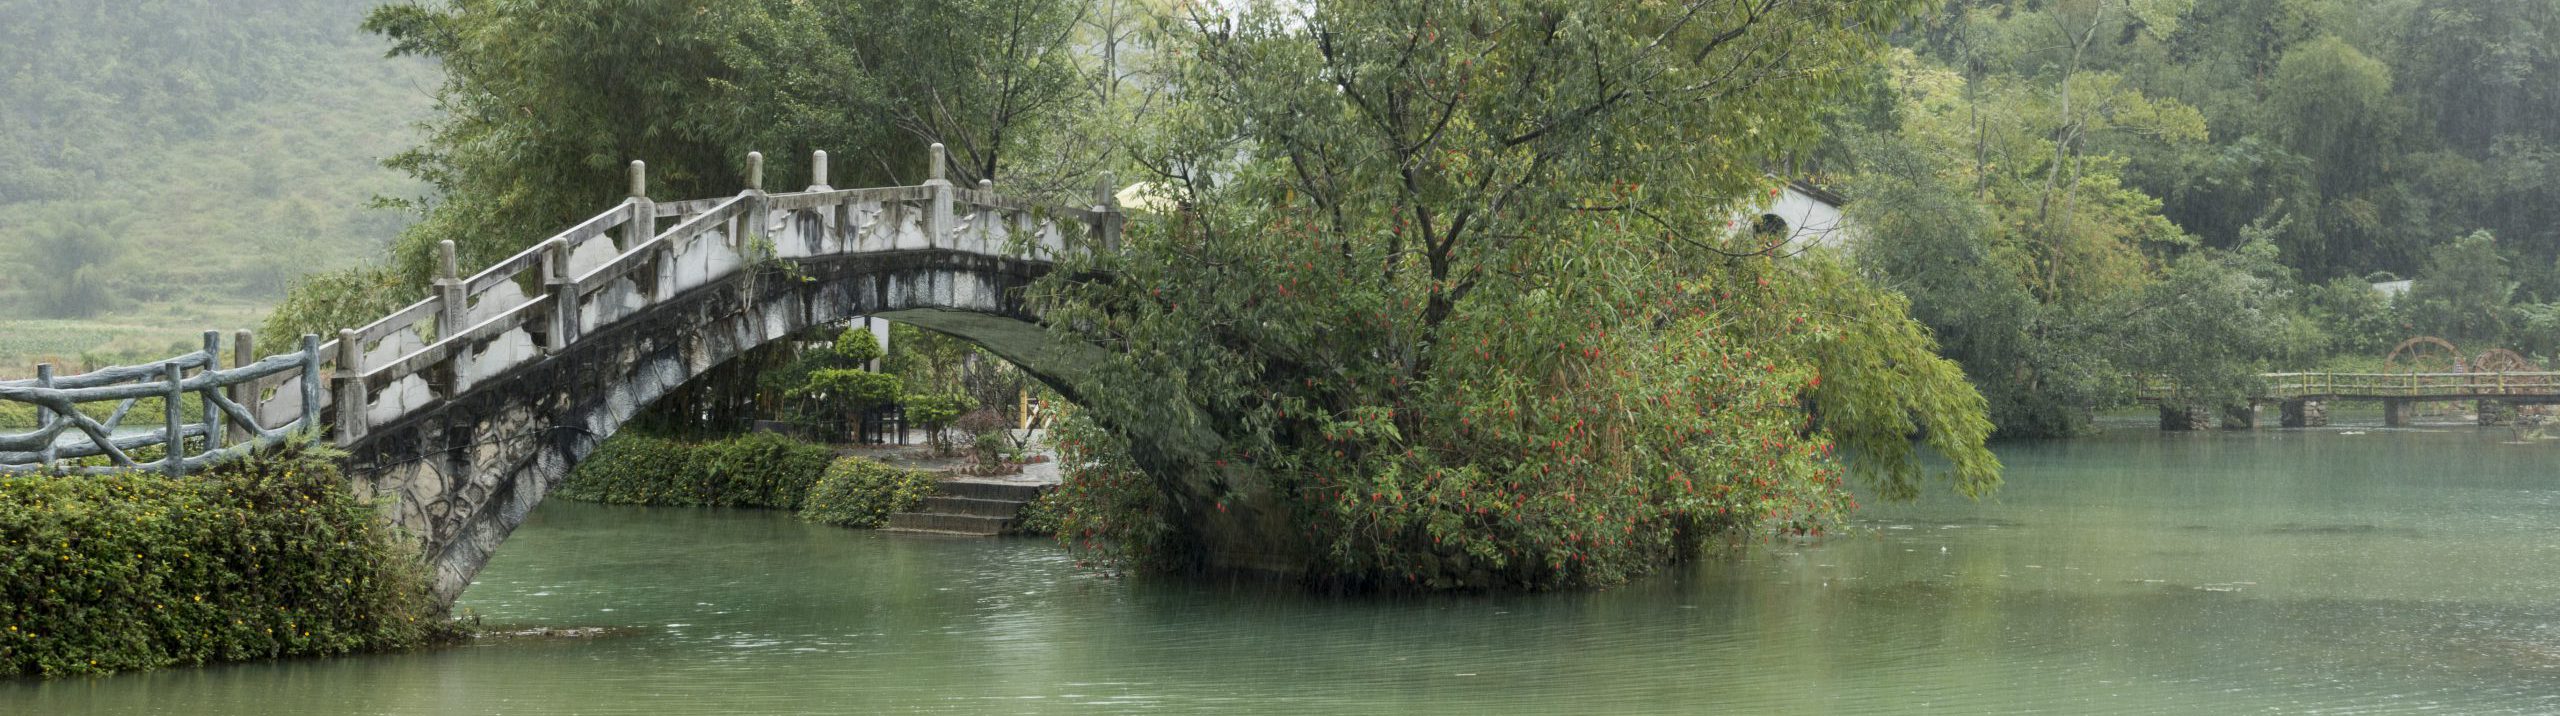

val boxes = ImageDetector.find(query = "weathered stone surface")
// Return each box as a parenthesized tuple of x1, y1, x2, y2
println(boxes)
(345, 249, 1066, 604)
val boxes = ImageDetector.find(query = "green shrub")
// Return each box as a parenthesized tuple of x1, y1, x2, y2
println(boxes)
(1011, 488, 1062, 537)
(554, 432, 834, 509)
(798, 457, 936, 528)
(0, 437, 453, 677)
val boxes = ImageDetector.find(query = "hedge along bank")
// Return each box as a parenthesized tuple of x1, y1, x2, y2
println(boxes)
(0, 437, 456, 678)
(556, 431, 936, 524)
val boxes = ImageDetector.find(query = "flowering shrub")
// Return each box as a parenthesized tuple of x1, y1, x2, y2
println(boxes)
(797, 457, 935, 528)
(0, 437, 453, 677)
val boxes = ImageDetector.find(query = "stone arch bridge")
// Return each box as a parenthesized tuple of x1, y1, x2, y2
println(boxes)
(4, 145, 1284, 604)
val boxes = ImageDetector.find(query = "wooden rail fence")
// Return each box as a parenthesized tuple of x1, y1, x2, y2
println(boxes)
(1, 332, 327, 475)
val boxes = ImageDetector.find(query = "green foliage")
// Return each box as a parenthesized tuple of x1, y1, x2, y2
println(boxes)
(1040, 0, 1996, 590)
(881, 323, 979, 395)
(0, 0, 430, 325)
(2120, 239, 2312, 409)
(797, 370, 905, 413)
(0, 437, 453, 677)
(356, 0, 1096, 294)
(832, 327, 885, 364)
(1011, 488, 1063, 538)
(1045, 414, 1173, 569)
(2405, 230, 2519, 346)
(2302, 277, 2402, 357)
(554, 432, 833, 509)
(18, 219, 121, 319)
(900, 392, 975, 456)
(260, 266, 417, 355)
(797, 457, 937, 528)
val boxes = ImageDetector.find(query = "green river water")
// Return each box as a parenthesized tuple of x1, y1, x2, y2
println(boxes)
(7, 420, 2559, 714)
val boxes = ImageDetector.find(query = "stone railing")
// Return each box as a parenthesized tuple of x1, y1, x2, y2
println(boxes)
(2, 143, 1122, 468)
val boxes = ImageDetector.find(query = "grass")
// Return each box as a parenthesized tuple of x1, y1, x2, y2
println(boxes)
(0, 300, 273, 379)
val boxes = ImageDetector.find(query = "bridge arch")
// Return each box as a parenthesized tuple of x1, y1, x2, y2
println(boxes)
(341, 243, 1122, 602)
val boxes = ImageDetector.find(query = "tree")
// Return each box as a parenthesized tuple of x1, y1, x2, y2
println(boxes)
(2118, 238, 2309, 410)
(779, 327, 904, 438)
(18, 219, 121, 319)
(1039, 0, 1999, 590)
(1845, 49, 2200, 436)
(2404, 230, 2518, 346)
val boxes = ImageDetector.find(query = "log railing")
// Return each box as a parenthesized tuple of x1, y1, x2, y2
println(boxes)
(2, 143, 1121, 474)
(1, 333, 328, 475)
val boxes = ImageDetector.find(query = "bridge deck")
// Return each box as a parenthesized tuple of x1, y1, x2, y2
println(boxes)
(2136, 372, 2560, 403)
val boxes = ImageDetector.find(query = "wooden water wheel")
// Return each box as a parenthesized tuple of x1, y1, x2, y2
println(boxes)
(2473, 348, 2534, 373)
(2385, 336, 2464, 373)
(2472, 348, 2551, 393)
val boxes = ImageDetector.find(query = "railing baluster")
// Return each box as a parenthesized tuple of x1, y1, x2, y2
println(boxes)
(230, 329, 254, 442)
(201, 331, 223, 454)
(299, 334, 322, 433)
(163, 362, 185, 477)
(625, 160, 653, 252)
(926, 143, 951, 248)
(336, 329, 367, 447)
(35, 363, 54, 469)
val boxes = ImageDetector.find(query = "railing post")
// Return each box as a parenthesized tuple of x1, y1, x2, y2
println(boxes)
(436, 240, 467, 340)
(925, 142, 952, 248)
(200, 331, 224, 454)
(230, 329, 254, 442)
(298, 334, 321, 434)
(34, 363, 54, 469)
(1093, 171, 1122, 253)
(545, 240, 579, 352)
(163, 361, 185, 477)
(741, 151, 768, 255)
(625, 160, 654, 252)
(335, 329, 367, 447)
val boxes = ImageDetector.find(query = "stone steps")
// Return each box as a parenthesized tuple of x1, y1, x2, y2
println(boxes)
(932, 480, 1045, 502)
(880, 479, 1047, 537)
(920, 495, 1024, 518)
(884, 511, 1015, 535)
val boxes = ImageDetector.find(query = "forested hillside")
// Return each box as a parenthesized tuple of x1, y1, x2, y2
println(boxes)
(0, 0, 432, 369)
(1838, 0, 2560, 435)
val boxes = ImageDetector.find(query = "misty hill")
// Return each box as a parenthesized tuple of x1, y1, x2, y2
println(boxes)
(0, 0, 433, 369)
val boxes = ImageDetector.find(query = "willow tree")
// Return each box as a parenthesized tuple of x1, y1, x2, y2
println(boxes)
(1039, 0, 2000, 590)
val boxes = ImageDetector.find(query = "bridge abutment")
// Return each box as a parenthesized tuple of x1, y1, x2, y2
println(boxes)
(2383, 399, 2414, 427)
(2477, 400, 2519, 426)
(2159, 404, 2212, 431)
(2220, 402, 2260, 430)
(2279, 399, 2328, 428)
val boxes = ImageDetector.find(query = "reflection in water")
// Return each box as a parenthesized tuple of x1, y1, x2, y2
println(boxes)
(8, 424, 2560, 714)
